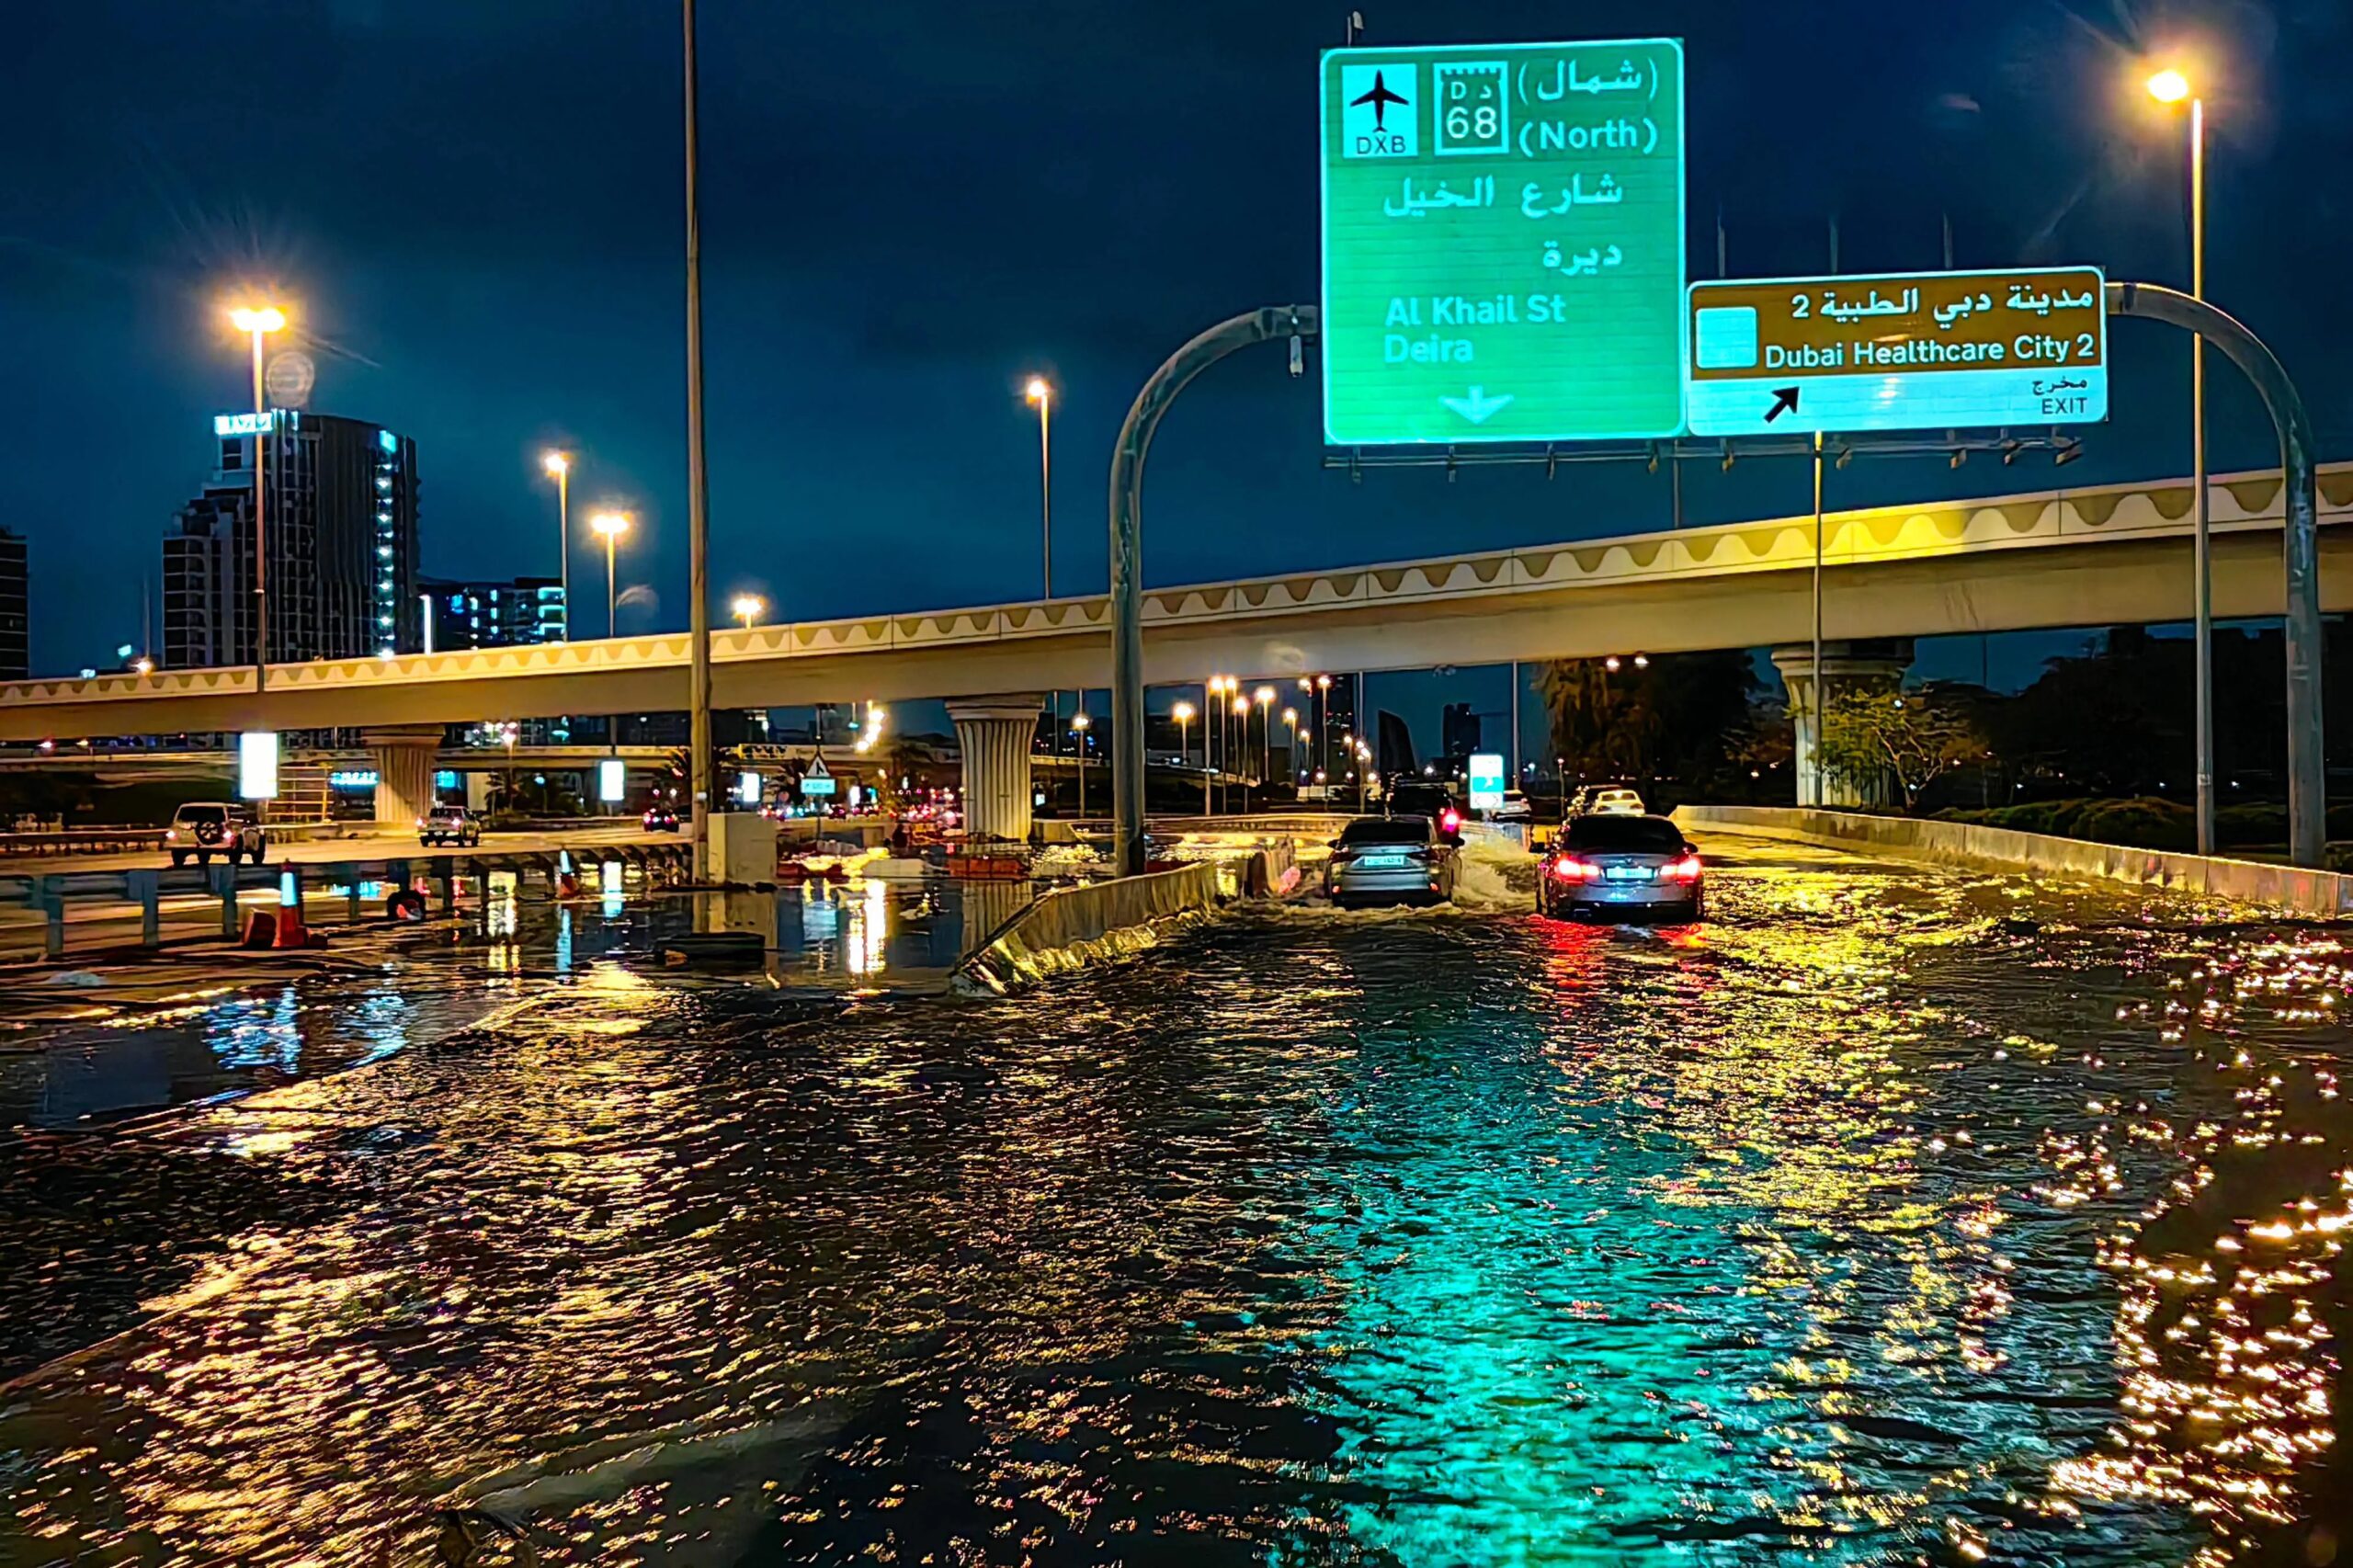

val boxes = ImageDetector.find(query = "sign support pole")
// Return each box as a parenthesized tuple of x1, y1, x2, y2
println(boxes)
(1108, 306, 1317, 877)
(2109, 281, 2323, 866)
(1810, 428, 1824, 808)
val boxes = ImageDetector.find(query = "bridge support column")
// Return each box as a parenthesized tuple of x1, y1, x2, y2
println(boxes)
(948, 695, 1043, 845)
(1770, 639, 1915, 808)
(361, 726, 443, 826)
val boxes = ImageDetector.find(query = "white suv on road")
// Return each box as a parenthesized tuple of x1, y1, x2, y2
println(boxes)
(166, 801, 269, 867)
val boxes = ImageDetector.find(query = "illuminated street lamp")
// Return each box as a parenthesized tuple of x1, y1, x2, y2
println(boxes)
(1253, 686, 1276, 788)
(1070, 710, 1091, 817)
(1171, 699, 1201, 814)
(589, 511, 631, 638)
(1282, 706, 1300, 783)
(1233, 690, 1254, 811)
(2146, 59, 2214, 854)
(1207, 676, 1233, 813)
(541, 452, 571, 638)
(731, 592, 765, 631)
(228, 303, 288, 679)
(1024, 377, 1053, 597)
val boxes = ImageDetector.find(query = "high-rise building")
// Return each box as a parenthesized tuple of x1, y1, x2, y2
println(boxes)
(0, 528, 26, 680)
(422, 575, 565, 652)
(162, 410, 421, 667)
(1440, 701, 1481, 759)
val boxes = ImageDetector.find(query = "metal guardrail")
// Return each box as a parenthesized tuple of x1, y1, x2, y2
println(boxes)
(0, 815, 650, 858)
(0, 839, 693, 961)
(0, 827, 168, 857)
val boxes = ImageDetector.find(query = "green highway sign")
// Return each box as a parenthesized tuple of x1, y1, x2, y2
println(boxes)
(1320, 39, 1687, 447)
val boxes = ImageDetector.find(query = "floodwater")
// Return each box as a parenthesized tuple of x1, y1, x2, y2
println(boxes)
(1, 836, 2347, 1566)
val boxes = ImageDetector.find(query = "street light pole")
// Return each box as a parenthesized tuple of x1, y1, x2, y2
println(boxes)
(1107, 306, 1316, 874)
(543, 453, 571, 639)
(1026, 378, 1052, 597)
(1071, 710, 1090, 817)
(591, 512, 629, 637)
(1173, 700, 1196, 814)
(229, 306, 285, 684)
(682, 0, 715, 883)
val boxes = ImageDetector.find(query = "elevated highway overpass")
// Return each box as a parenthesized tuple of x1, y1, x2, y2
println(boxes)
(5, 461, 2347, 748)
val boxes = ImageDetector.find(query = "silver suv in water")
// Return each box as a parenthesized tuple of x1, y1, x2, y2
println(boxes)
(166, 801, 269, 867)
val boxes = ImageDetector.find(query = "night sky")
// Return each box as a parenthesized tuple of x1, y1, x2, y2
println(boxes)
(3, 1, 2347, 746)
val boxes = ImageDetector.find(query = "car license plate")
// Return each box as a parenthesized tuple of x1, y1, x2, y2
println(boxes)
(1605, 866, 1653, 881)
(1357, 854, 1411, 869)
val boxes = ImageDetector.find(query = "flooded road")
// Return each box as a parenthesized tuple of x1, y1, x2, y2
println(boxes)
(2, 836, 2347, 1565)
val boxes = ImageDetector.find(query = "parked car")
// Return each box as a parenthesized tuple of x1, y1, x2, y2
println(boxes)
(1537, 812, 1704, 923)
(1566, 785, 1646, 818)
(1324, 814, 1460, 908)
(642, 805, 681, 833)
(165, 801, 268, 867)
(418, 805, 483, 847)
(1384, 781, 1464, 844)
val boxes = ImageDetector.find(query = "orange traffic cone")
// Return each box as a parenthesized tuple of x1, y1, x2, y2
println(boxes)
(271, 869, 308, 949)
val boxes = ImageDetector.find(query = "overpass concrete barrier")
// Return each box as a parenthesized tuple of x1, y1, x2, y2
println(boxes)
(959, 862, 1222, 993)
(1676, 804, 2353, 917)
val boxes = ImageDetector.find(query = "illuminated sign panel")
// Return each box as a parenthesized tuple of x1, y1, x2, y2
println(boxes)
(213, 411, 283, 437)
(597, 758, 626, 803)
(1467, 753, 1506, 811)
(237, 732, 278, 800)
(1320, 39, 1687, 445)
(1685, 267, 2107, 437)
(328, 769, 380, 790)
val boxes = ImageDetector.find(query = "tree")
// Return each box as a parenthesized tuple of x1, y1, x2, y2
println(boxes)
(1817, 685, 1985, 812)
(1538, 650, 1759, 801)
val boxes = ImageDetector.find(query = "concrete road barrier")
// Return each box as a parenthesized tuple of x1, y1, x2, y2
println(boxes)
(1677, 804, 2353, 917)
(960, 863, 1222, 992)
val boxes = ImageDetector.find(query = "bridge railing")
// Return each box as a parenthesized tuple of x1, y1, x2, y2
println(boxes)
(0, 839, 691, 962)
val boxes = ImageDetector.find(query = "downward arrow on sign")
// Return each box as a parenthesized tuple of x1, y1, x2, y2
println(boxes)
(1439, 386, 1515, 425)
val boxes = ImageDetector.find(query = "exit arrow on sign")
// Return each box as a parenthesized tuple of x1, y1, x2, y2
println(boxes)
(1764, 386, 1801, 423)
(1439, 387, 1515, 425)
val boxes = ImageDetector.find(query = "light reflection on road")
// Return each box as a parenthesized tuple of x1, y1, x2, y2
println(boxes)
(0, 836, 2343, 1565)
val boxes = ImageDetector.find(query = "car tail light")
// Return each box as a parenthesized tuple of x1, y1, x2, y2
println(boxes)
(1666, 855, 1702, 881)
(1549, 856, 1595, 881)
(1440, 808, 1461, 833)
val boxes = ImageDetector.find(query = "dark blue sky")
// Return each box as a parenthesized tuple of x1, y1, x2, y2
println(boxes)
(3, 0, 2347, 717)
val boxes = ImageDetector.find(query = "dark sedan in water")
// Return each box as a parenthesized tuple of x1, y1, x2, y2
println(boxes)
(1537, 812, 1704, 922)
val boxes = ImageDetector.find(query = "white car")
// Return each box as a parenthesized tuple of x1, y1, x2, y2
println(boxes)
(165, 801, 269, 866)
(1568, 786, 1646, 818)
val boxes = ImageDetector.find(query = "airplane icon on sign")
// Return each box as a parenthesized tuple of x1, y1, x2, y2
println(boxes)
(1349, 70, 1408, 129)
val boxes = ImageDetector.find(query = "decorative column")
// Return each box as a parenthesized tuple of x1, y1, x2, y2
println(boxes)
(361, 725, 444, 825)
(948, 694, 1044, 845)
(1768, 639, 1915, 808)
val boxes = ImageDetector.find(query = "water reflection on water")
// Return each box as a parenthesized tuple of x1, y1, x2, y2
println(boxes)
(0, 873, 1016, 1128)
(0, 839, 2346, 1565)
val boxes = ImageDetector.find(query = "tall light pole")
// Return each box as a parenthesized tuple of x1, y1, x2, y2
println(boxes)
(1315, 673, 1332, 779)
(731, 592, 764, 631)
(2149, 63, 2214, 855)
(590, 511, 630, 637)
(1207, 676, 1230, 812)
(1070, 710, 1090, 818)
(229, 305, 287, 682)
(1282, 707, 1300, 789)
(682, 0, 715, 881)
(1233, 690, 1255, 812)
(541, 452, 571, 639)
(1172, 700, 1199, 814)
(1254, 686, 1277, 794)
(1025, 377, 1053, 597)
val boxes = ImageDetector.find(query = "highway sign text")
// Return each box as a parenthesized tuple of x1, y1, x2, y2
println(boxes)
(1321, 40, 1687, 446)
(1685, 267, 2107, 437)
